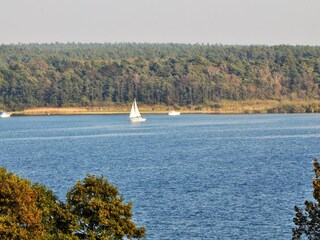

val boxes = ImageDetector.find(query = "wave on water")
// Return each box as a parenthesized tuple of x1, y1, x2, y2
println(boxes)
(0, 132, 158, 142)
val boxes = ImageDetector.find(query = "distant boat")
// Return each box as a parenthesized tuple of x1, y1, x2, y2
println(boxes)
(0, 111, 11, 118)
(129, 99, 146, 122)
(168, 110, 180, 116)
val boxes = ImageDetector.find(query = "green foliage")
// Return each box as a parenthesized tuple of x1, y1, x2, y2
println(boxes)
(293, 159, 320, 239)
(0, 167, 145, 240)
(33, 183, 78, 239)
(0, 167, 45, 239)
(66, 175, 146, 239)
(1, 43, 320, 110)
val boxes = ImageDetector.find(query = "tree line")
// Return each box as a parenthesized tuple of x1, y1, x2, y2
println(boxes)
(1, 43, 320, 110)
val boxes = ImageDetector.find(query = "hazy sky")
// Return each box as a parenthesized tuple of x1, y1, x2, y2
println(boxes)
(1, 0, 319, 45)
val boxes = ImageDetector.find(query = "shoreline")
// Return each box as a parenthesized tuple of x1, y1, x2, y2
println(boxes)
(8, 99, 320, 116)
(12, 109, 236, 116)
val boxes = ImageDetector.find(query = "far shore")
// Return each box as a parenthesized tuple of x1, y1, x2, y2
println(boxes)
(8, 99, 320, 116)
(11, 107, 230, 116)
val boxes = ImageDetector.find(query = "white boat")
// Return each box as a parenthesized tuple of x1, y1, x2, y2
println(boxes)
(129, 99, 146, 122)
(168, 110, 180, 116)
(0, 111, 11, 118)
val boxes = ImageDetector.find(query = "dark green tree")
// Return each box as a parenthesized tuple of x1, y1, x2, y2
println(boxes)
(293, 158, 320, 239)
(66, 175, 146, 240)
(33, 183, 78, 240)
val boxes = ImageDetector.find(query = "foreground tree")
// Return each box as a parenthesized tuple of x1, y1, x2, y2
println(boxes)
(0, 167, 145, 239)
(66, 175, 146, 239)
(33, 183, 78, 240)
(0, 167, 45, 240)
(293, 158, 320, 239)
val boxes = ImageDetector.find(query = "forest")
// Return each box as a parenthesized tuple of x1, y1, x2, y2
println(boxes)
(0, 43, 320, 111)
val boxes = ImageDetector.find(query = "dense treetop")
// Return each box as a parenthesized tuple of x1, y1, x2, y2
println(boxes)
(1, 43, 320, 110)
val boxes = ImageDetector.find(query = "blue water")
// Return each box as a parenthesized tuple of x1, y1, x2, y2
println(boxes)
(1, 114, 320, 239)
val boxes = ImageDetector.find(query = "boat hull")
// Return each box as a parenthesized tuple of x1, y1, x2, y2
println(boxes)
(129, 117, 146, 122)
(168, 111, 180, 116)
(0, 113, 11, 118)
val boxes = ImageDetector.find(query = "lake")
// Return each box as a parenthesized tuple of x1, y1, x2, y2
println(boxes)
(0, 114, 319, 239)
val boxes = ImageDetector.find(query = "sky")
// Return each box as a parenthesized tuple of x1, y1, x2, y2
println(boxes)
(0, 0, 319, 45)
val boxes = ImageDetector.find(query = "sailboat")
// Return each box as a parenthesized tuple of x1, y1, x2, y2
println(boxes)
(129, 99, 146, 122)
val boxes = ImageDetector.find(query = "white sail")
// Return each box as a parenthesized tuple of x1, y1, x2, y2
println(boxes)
(133, 99, 141, 117)
(129, 99, 146, 122)
(129, 100, 136, 118)
(129, 99, 141, 118)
